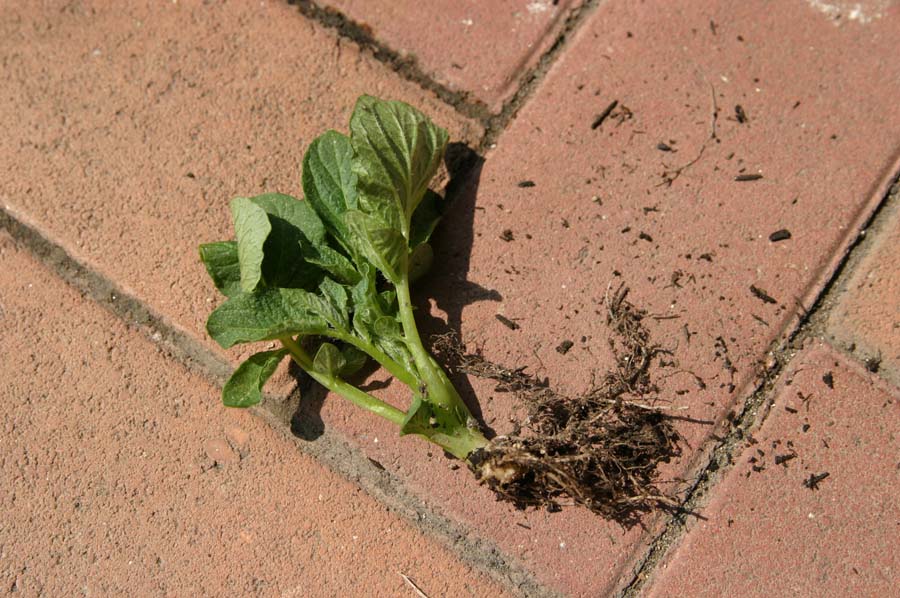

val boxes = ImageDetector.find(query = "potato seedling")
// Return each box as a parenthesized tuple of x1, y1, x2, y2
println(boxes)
(201, 96, 679, 521)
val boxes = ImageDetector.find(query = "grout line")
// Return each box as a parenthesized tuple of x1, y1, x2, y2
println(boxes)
(286, 0, 493, 123)
(287, 0, 601, 152)
(0, 208, 231, 383)
(618, 171, 900, 597)
(0, 0, 605, 580)
(0, 206, 560, 598)
(477, 0, 602, 151)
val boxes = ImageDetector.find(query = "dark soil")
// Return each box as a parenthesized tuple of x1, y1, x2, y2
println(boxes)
(436, 285, 683, 526)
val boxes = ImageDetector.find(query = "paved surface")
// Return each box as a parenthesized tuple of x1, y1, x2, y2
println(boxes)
(826, 195, 900, 386)
(644, 343, 899, 598)
(0, 233, 507, 597)
(297, 0, 582, 112)
(1, 1, 898, 596)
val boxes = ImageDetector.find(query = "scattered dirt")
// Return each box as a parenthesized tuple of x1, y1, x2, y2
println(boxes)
(494, 314, 520, 330)
(749, 284, 777, 305)
(803, 471, 830, 490)
(590, 100, 619, 130)
(436, 285, 683, 526)
(768, 229, 792, 242)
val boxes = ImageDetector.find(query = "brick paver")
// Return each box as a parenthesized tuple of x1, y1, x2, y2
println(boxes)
(0, 231, 508, 597)
(2, 1, 900, 597)
(826, 191, 900, 386)
(643, 343, 900, 597)
(0, 0, 481, 367)
(305, 2, 900, 594)
(306, 0, 582, 111)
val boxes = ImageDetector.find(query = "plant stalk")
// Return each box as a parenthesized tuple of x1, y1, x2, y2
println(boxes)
(280, 335, 406, 426)
(394, 276, 489, 459)
(332, 331, 418, 388)
(395, 276, 464, 410)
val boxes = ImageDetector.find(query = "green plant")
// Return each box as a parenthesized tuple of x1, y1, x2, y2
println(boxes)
(200, 95, 488, 460)
(200, 95, 680, 522)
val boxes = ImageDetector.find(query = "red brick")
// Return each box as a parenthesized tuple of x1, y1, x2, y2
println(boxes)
(4, 1, 900, 597)
(0, 232, 508, 597)
(643, 343, 900, 598)
(0, 0, 481, 370)
(313, 0, 582, 111)
(826, 192, 900, 386)
(308, 2, 900, 595)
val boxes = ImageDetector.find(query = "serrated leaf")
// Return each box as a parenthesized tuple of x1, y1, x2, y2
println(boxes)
(199, 241, 242, 297)
(222, 349, 287, 407)
(302, 130, 357, 252)
(345, 210, 407, 284)
(207, 287, 330, 349)
(312, 342, 346, 376)
(350, 96, 449, 234)
(231, 197, 271, 293)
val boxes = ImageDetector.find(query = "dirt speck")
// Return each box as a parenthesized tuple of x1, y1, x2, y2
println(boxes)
(555, 340, 574, 354)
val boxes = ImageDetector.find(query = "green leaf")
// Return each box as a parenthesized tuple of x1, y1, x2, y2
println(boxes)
(408, 243, 434, 283)
(222, 349, 287, 407)
(312, 342, 346, 376)
(399, 390, 472, 440)
(199, 241, 242, 297)
(400, 395, 434, 436)
(351, 264, 416, 375)
(253, 194, 328, 290)
(231, 197, 271, 293)
(302, 131, 357, 252)
(406, 190, 442, 282)
(317, 277, 350, 331)
(207, 287, 331, 349)
(409, 190, 444, 248)
(232, 194, 327, 290)
(399, 395, 484, 459)
(339, 345, 368, 377)
(345, 210, 407, 284)
(250, 193, 326, 246)
(298, 236, 360, 285)
(350, 96, 449, 234)
(374, 315, 403, 339)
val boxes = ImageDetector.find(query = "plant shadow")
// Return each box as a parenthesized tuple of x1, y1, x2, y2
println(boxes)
(290, 141, 498, 441)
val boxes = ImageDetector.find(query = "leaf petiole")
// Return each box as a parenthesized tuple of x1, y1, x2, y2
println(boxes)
(328, 330, 418, 389)
(279, 335, 406, 426)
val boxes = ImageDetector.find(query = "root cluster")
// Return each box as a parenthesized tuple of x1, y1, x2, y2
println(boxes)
(436, 286, 682, 525)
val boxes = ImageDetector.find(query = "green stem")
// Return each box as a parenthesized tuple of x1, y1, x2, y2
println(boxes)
(280, 336, 406, 427)
(394, 276, 489, 460)
(395, 275, 458, 409)
(330, 331, 418, 389)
